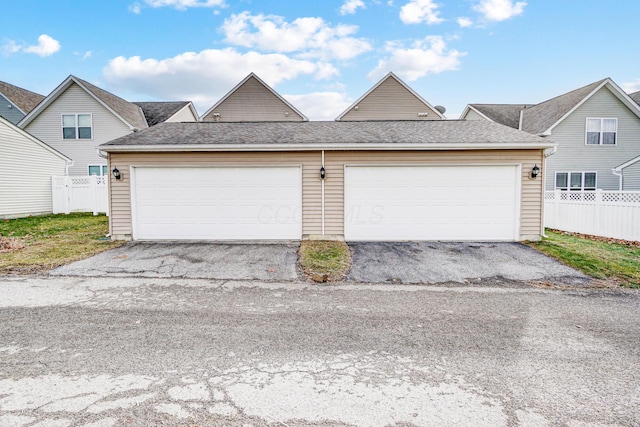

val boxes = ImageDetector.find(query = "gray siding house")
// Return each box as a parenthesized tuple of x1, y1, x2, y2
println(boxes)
(18, 76, 197, 176)
(0, 81, 44, 125)
(460, 78, 640, 191)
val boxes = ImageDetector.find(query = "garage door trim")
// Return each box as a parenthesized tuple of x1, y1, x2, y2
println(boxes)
(343, 163, 522, 241)
(130, 165, 303, 241)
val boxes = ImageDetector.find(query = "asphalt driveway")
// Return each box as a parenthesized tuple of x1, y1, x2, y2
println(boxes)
(348, 242, 589, 285)
(51, 242, 300, 281)
(52, 241, 588, 285)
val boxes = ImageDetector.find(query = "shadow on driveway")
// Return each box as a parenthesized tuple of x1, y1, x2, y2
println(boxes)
(51, 242, 300, 281)
(347, 242, 590, 285)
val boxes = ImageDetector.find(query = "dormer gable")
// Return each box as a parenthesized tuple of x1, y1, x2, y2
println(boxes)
(336, 72, 445, 121)
(200, 73, 307, 122)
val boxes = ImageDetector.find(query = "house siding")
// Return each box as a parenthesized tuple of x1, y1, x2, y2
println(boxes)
(462, 109, 487, 121)
(107, 152, 322, 238)
(0, 120, 68, 218)
(166, 105, 198, 122)
(339, 78, 442, 121)
(201, 77, 304, 122)
(22, 83, 133, 175)
(545, 86, 640, 190)
(0, 94, 25, 124)
(108, 149, 544, 240)
(623, 161, 640, 190)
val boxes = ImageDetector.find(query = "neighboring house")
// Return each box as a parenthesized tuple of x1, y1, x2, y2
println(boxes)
(0, 115, 71, 219)
(18, 75, 149, 176)
(200, 73, 307, 122)
(134, 101, 198, 126)
(100, 120, 554, 242)
(460, 78, 640, 190)
(336, 72, 445, 121)
(629, 91, 640, 106)
(0, 81, 44, 125)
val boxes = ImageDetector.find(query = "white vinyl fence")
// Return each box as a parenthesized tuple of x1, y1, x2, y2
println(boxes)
(52, 175, 108, 216)
(544, 190, 640, 241)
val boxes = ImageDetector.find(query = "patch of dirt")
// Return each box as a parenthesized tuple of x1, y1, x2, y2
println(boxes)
(549, 229, 640, 247)
(0, 236, 26, 253)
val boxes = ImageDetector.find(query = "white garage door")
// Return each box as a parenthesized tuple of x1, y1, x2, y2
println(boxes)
(345, 165, 520, 241)
(132, 166, 302, 240)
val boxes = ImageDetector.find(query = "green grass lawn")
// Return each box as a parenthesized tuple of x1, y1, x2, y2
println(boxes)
(0, 213, 124, 274)
(299, 240, 351, 282)
(528, 230, 640, 288)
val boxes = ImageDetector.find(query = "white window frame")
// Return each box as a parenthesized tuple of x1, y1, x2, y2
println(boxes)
(88, 164, 108, 176)
(555, 171, 597, 191)
(62, 113, 93, 140)
(585, 117, 617, 145)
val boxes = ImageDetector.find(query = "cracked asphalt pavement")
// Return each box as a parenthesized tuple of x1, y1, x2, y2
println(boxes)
(1, 276, 639, 426)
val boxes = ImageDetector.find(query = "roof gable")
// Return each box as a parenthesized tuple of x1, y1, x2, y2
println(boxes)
(134, 101, 196, 126)
(336, 72, 445, 121)
(200, 73, 308, 122)
(521, 78, 640, 135)
(0, 81, 44, 114)
(463, 104, 534, 129)
(18, 75, 148, 130)
(0, 115, 71, 162)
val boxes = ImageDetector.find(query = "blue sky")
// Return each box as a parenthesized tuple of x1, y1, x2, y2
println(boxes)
(1, 0, 639, 120)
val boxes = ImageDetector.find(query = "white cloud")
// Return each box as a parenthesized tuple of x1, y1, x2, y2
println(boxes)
(473, 0, 526, 22)
(622, 79, 640, 94)
(129, 2, 142, 13)
(286, 92, 352, 121)
(103, 48, 333, 113)
(368, 36, 465, 81)
(399, 0, 444, 25)
(3, 34, 60, 57)
(221, 12, 371, 61)
(82, 51, 93, 60)
(457, 17, 473, 27)
(143, 0, 224, 9)
(340, 0, 365, 15)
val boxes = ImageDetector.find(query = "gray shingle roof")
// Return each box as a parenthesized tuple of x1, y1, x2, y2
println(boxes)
(629, 91, 640, 105)
(133, 101, 191, 126)
(468, 104, 534, 129)
(520, 79, 607, 134)
(101, 120, 551, 149)
(74, 77, 148, 130)
(0, 81, 44, 113)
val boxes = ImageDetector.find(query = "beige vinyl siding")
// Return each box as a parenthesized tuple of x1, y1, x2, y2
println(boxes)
(545, 86, 640, 190)
(109, 149, 544, 240)
(462, 109, 489, 121)
(339, 77, 442, 121)
(23, 83, 133, 175)
(622, 161, 640, 190)
(201, 77, 304, 122)
(324, 150, 544, 239)
(0, 121, 68, 218)
(108, 151, 322, 238)
(166, 105, 198, 122)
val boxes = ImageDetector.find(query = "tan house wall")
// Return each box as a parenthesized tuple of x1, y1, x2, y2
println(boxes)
(108, 149, 544, 240)
(201, 77, 304, 122)
(339, 78, 442, 121)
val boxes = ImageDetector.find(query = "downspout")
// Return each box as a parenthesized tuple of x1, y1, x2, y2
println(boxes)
(97, 149, 112, 236)
(541, 145, 558, 238)
(321, 150, 325, 236)
(612, 168, 623, 191)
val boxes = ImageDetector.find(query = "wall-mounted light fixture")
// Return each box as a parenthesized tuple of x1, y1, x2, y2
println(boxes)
(320, 166, 326, 180)
(112, 167, 121, 180)
(530, 164, 540, 179)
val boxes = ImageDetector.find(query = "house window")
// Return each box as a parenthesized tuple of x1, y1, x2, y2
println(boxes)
(62, 114, 92, 140)
(586, 118, 617, 145)
(88, 165, 108, 176)
(555, 172, 597, 191)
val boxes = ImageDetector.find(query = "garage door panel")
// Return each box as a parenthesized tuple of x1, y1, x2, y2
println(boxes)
(345, 165, 519, 241)
(132, 167, 301, 240)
